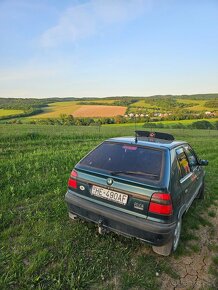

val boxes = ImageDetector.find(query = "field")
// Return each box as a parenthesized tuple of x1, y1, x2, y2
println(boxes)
(32, 101, 126, 118)
(72, 105, 126, 117)
(0, 124, 218, 289)
(32, 101, 81, 118)
(103, 118, 218, 128)
(0, 108, 24, 117)
(176, 99, 214, 111)
(1, 95, 217, 121)
(128, 97, 218, 114)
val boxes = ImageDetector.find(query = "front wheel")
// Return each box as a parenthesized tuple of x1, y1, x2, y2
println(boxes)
(152, 217, 182, 256)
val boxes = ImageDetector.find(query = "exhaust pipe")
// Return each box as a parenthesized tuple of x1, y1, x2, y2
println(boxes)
(69, 212, 78, 220)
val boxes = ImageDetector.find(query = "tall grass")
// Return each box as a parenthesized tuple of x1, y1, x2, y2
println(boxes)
(0, 124, 217, 289)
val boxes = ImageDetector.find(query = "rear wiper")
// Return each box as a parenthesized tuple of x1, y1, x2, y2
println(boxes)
(110, 170, 136, 176)
(110, 170, 158, 177)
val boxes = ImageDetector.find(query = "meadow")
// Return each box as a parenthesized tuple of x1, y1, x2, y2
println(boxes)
(1, 95, 217, 121)
(33, 101, 81, 118)
(0, 124, 217, 289)
(0, 109, 24, 117)
(32, 101, 126, 119)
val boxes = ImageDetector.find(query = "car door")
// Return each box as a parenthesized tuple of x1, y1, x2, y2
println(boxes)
(176, 147, 197, 208)
(183, 144, 203, 195)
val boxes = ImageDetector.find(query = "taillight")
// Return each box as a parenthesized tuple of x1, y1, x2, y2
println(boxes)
(68, 170, 78, 189)
(148, 193, 173, 215)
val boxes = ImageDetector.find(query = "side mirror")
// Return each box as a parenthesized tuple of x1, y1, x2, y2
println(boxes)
(199, 159, 209, 166)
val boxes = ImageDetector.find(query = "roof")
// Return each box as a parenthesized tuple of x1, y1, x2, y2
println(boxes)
(106, 136, 186, 150)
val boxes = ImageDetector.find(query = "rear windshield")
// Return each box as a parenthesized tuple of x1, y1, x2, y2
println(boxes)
(78, 142, 163, 183)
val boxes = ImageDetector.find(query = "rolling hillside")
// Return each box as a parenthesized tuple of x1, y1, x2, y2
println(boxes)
(32, 101, 127, 118)
(0, 94, 217, 120)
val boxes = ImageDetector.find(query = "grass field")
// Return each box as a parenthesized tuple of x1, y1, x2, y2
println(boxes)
(32, 101, 126, 118)
(0, 108, 24, 117)
(102, 118, 218, 128)
(154, 118, 218, 124)
(128, 98, 217, 113)
(32, 101, 81, 118)
(0, 124, 217, 289)
(130, 100, 156, 109)
(176, 98, 213, 111)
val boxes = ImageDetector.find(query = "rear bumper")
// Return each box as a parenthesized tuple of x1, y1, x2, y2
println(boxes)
(65, 191, 176, 246)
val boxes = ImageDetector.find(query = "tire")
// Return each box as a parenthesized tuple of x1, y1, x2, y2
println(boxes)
(196, 181, 205, 199)
(152, 217, 182, 256)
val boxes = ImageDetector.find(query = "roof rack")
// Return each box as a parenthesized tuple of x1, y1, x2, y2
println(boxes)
(135, 130, 174, 143)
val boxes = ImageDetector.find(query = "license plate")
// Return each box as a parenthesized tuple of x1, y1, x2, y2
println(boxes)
(91, 185, 128, 205)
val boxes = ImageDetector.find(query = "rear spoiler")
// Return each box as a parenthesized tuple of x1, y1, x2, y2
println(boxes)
(135, 131, 174, 143)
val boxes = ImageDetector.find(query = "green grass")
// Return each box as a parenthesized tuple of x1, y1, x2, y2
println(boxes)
(30, 100, 116, 119)
(32, 101, 81, 118)
(128, 97, 218, 113)
(0, 108, 24, 117)
(0, 124, 218, 289)
(153, 118, 218, 125)
(176, 98, 217, 111)
(102, 118, 218, 128)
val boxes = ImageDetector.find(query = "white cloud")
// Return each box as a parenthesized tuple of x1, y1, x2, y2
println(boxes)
(40, 0, 151, 47)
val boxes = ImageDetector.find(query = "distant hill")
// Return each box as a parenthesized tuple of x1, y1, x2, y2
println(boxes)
(0, 94, 217, 120)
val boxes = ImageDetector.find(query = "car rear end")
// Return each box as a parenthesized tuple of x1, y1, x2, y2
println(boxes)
(65, 139, 176, 246)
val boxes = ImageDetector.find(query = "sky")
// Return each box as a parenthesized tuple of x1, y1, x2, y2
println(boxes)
(0, 0, 218, 98)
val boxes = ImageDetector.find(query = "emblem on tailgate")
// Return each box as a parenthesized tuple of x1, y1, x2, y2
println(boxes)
(107, 178, 113, 186)
(134, 202, 144, 210)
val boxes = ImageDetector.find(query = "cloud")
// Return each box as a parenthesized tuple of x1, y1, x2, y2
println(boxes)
(40, 0, 151, 47)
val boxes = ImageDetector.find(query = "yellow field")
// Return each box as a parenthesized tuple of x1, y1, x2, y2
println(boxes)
(33, 102, 81, 118)
(0, 109, 24, 117)
(31, 98, 217, 119)
(32, 101, 126, 118)
(72, 105, 127, 117)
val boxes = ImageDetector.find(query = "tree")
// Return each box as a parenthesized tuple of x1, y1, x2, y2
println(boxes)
(191, 120, 214, 129)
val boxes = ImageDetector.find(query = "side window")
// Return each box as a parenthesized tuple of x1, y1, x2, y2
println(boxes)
(176, 148, 191, 178)
(184, 145, 198, 167)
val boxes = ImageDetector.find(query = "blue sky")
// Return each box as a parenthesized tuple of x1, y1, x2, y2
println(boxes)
(0, 0, 218, 98)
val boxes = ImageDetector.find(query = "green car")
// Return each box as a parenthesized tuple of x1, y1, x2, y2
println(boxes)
(65, 131, 208, 256)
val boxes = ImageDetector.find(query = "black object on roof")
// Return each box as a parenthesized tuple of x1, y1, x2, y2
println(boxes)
(135, 131, 175, 142)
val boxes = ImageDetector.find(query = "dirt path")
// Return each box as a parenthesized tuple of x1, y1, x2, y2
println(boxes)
(160, 205, 218, 289)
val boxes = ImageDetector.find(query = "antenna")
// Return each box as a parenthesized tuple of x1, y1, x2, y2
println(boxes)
(134, 115, 138, 143)
(135, 131, 138, 143)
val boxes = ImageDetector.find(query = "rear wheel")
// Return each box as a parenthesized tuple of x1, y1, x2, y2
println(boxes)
(152, 217, 182, 256)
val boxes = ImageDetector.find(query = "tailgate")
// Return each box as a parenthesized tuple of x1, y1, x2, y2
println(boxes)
(70, 169, 160, 218)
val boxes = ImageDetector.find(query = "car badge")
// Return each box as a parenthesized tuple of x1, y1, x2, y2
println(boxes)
(79, 185, 85, 191)
(107, 178, 113, 186)
(149, 132, 156, 138)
